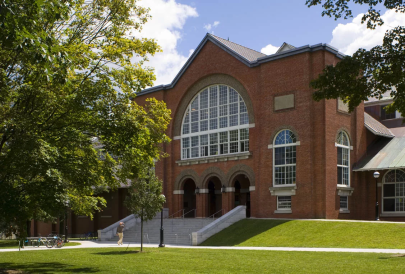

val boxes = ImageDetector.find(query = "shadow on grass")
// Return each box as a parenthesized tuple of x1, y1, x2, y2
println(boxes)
(200, 219, 291, 246)
(0, 262, 99, 273)
(93, 250, 140, 256)
(378, 254, 405, 260)
(0, 240, 19, 249)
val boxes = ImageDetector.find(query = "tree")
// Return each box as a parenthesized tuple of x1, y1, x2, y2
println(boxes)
(0, 0, 171, 238)
(305, 1, 405, 114)
(124, 166, 165, 252)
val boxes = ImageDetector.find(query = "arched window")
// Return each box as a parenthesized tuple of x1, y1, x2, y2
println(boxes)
(336, 131, 350, 186)
(383, 169, 405, 212)
(181, 85, 249, 159)
(273, 130, 297, 186)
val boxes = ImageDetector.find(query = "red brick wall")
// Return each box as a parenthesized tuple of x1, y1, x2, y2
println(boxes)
(135, 41, 370, 220)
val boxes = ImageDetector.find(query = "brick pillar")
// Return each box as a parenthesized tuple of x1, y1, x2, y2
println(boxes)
(196, 193, 208, 217)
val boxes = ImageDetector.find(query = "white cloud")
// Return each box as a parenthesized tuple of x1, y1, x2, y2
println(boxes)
(330, 9, 405, 55)
(260, 44, 279, 55)
(204, 21, 220, 32)
(135, 0, 198, 86)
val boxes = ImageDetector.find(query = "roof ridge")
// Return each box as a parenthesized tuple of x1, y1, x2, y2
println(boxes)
(364, 112, 395, 137)
(208, 34, 266, 56)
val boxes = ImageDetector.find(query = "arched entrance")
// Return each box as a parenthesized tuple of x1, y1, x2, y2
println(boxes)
(232, 174, 251, 217)
(206, 177, 222, 217)
(183, 179, 196, 218)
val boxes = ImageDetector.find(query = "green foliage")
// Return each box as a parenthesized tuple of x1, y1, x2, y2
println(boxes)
(124, 166, 165, 251)
(305, 1, 405, 114)
(0, 0, 171, 237)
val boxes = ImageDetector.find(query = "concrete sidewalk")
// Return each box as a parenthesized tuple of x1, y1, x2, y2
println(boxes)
(2, 240, 405, 254)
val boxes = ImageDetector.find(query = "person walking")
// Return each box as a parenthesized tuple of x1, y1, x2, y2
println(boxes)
(117, 222, 125, 245)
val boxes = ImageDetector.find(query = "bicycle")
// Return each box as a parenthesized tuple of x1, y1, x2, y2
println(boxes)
(80, 231, 95, 240)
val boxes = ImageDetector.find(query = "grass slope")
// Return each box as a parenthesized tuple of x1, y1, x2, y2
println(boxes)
(0, 247, 404, 273)
(200, 219, 405, 249)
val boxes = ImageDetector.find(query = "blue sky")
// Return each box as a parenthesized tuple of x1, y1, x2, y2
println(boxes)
(137, 0, 404, 86)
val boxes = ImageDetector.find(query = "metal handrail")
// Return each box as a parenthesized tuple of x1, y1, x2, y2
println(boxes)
(182, 209, 196, 218)
(167, 209, 184, 219)
(207, 209, 223, 219)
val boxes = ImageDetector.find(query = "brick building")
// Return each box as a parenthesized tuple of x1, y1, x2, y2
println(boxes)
(31, 34, 405, 237)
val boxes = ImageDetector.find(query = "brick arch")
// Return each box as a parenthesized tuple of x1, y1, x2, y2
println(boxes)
(174, 169, 199, 190)
(269, 125, 300, 145)
(335, 127, 352, 145)
(172, 73, 255, 136)
(200, 166, 226, 188)
(225, 164, 255, 187)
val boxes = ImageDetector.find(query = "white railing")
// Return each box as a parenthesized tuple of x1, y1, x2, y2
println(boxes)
(191, 206, 246, 246)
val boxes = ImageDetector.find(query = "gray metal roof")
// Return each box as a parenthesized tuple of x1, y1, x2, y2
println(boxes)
(355, 137, 405, 171)
(209, 34, 266, 62)
(137, 34, 346, 96)
(364, 112, 395, 138)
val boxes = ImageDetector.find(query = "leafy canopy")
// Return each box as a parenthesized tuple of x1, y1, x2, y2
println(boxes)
(305, 0, 405, 114)
(0, 0, 171, 236)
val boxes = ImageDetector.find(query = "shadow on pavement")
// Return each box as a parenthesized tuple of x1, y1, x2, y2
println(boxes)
(0, 262, 99, 273)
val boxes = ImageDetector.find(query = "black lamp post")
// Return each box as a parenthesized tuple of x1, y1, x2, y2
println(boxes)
(195, 186, 200, 195)
(374, 171, 380, 221)
(64, 200, 69, 243)
(159, 194, 165, 248)
(221, 185, 226, 193)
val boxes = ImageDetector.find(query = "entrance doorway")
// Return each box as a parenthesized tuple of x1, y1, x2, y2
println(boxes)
(183, 179, 196, 218)
(207, 178, 222, 217)
(232, 175, 251, 218)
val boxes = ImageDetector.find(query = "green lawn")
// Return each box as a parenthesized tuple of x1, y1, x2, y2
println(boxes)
(200, 219, 405, 249)
(0, 247, 404, 273)
(0, 240, 80, 249)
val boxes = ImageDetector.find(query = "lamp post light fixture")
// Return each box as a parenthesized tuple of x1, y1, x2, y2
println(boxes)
(159, 194, 165, 248)
(373, 171, 380, 221)
(195, 186, 200, 195)
(221, 185, 226, 193)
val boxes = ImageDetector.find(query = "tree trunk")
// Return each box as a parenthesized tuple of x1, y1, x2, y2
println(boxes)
(140, 208, 143, 252)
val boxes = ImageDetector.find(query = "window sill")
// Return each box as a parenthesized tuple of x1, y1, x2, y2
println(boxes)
(339, 209, 350, 214)
(274, 210, 292, 214)
(380, 212, 405, 217)
(337, 185, 354, 196)
(269, 185, 297, 196)
(176, 152, 251, 166)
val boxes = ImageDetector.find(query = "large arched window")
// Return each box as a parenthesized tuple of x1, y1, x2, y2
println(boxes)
(383, 169, 405, 212)
(337, 131, 350, 186)
(273, 130, 297, 186)
(181, 85, 249, 159)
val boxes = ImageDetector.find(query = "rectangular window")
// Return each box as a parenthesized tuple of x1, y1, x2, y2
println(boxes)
(210, 133, 218, 156)
(200, 120, 208, 132)
(277, 196, 291, 210)
(191, 136, 199, 158)
(229, 88, 238, 103)
(200, 135, 208, 157)
(209, 86, 218, 107)
(219, 117, 228, 128)
(219, 85, 228, 105)
(200, 109, 208, 120)
(340, 196, 348, 210)
(209, 119, 218, 130)
(381, 105, 396, 120)
(240, 129, 249, 152)
(200, 89, 208, 109)
(219, 132, 228, 155)
(182, 138, 190, 159)
(240, 112, 249, 125)
(191, 97, 199, 111)
(182, 124, 189, 135)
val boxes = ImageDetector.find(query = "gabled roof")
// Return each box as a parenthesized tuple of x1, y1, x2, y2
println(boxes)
(209, 34, 266, 62)
(137, 34, 346, 96)
(364, 112, 395, 138)
(276, 42, 296, 53)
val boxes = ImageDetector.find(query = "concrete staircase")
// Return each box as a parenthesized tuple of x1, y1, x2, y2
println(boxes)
(110, 218, 215, 246)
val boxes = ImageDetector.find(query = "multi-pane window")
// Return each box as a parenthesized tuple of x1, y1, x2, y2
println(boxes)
(181, 85, 250, 159)
(340, 196, 348, 210)
(273, 130, 297, 185)
(383, 170, 405, 212)
(337, 131, 350, 186)
(277, 196, 291, 210)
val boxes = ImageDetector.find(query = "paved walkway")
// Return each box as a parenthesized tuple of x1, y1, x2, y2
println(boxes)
(2, 240, 405, 254)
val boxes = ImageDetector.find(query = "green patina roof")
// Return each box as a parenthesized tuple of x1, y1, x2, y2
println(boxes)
(355, 137, 405, 171)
